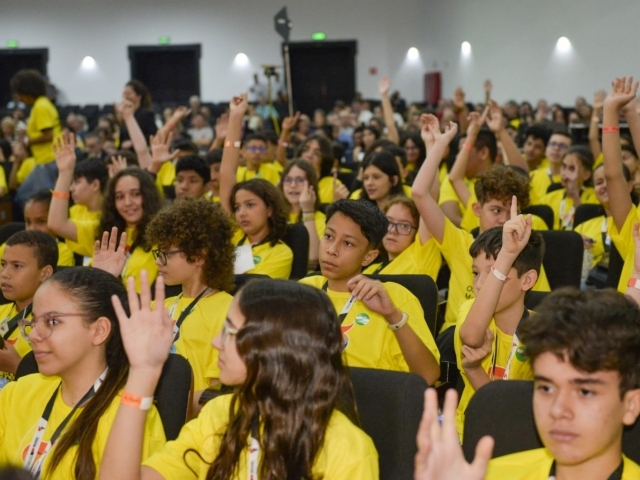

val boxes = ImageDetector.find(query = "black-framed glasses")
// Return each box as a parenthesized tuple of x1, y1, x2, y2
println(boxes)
(282, 176, 306, 186)
(152, 249, 182, 266)
(387, 221, 416, 236)
(548, 141, 569, 151)
(19, 313, 94, 340)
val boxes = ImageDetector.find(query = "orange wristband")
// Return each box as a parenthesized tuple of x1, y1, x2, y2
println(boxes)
(463, 143, 473, 152)
(52, 191, 70, 200)
(121, 391, 154, 410)
(602, 125, 620, 133)
(224, 140, 241, 148)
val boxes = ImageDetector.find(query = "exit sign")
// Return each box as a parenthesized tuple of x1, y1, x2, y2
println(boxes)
(6, 40, 18, 48)
(158, 36, 170, 45)
(312, 32, 326, 41)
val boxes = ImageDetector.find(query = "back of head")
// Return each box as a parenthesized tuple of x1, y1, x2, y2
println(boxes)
(6, 230, 58, 269)
(326, 199, 388, 248)
(521, 288, 640, 396)
(172, 138, 199, 156)
(475, 163, 530, 210)
(10, 69, 46, 98)
(205, 148, 223, 166)
(525, 124, 551, 146)
(74, 158, 109, 192)
(175, 155, 211, 183)
(469, 226, 545, 277)
(474, 130, 498, 163)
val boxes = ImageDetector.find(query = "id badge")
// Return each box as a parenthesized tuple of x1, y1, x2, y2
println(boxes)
(234, 244, 255, 274)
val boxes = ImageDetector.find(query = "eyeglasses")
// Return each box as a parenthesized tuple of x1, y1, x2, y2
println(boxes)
(282, 176, 306, 186)
(247, 146, 266, 153)
(220, 320, 239, 343)
(548, 142, 569, 151)
(152, 249, 182, 266)
(19, 313, 94, 340)
(387, 221, 416, 236)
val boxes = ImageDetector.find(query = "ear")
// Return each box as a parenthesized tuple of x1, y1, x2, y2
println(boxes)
(519, 269, 538, 292)
(90, 179, 101, 193)
(91, 316, 112, 347)
(266, 205, 273, 218)
(472, 202, 482, 218)
(622, 389, 640, 426)
(581, 168, 592, 183)
(391, 175, 399, 187)
(192, 250, 206, 268)
(361, 248, 380, 268)
(39, 265, 54, 283)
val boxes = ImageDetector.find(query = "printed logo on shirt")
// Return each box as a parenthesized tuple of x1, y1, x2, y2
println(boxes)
(465, 285, 474, 300)
(253, 255, 261, 265)
(515, 345, 527, 362)
(341, 322, 355, 350)
(355, 313, 369, 325)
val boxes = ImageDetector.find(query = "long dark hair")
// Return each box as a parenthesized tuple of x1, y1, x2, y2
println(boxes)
(207, 280, 358, 480)
(46, 268, 130, 480)
(360, 150, 405, 202)
(126, 79, 152, 110)
(279, 159, 321, 218)
(97, 168, 161, 252)
(297, 135, 335, 178)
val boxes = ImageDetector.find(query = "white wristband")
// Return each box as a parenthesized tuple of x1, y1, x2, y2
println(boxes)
(388, 312, 409, 331)
(491, 266, 508, 282)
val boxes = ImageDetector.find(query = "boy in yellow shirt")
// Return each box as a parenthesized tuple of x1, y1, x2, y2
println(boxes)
(236, 133, 281, 186)
(174, 155, 210, 200)
(415, 289, 640, 480)
(300, 199, 440, 385)
(0, 230, 56, 388)
(455, 196, 544, 440)
(529, 131, 572, 205)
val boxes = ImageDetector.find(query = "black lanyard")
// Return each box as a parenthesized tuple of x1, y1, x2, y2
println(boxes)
(371, 260, 391, 275)
(44, 382, 100, 444)
(172, 288, 209, 343)
(549, 459, 622, 480)
(2, 304, 32, 340)
(236, 235, 271, 248)
(321, 281, 357, 324)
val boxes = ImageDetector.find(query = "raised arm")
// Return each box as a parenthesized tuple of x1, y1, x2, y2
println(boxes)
(449, 111, 486, 208)
(48, 132, 79, 241)
(147, 130, 178, 176)
(210, 113, 228, 151)
(379, 76, 400, 145)
(622, 91, 640, 162)
(602, 77, 637, 231)
(453, 87, 470, 134)
(117, 100, 152, 170)
(219, 93, 248, 214)
(588, 90, 606, 160)
(412, 115, 459, 243)
(485, 100, 528, 172)
(277, 111, 300, 167)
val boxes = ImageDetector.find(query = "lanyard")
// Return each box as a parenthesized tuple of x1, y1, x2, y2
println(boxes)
(371, 260, 391, 275)
(23, 368, 108, 477)
(489, 309, 530, 380)
(169, 288, 210, 343)
(236, 235, 270, 249)
(601, 216, 611, 252)
(558, 188, 584, 230)
(549, 459, 622, 480)
(0, 304, 32, 339)
(322, 281, 357, 323)
(247, 417, 260, 480)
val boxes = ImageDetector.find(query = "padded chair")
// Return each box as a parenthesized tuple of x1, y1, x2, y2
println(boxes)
(540, 230, 583, 289)
(349, 367, 428, 480)
(546, 182, 564, 194)
(282, 222, 310, 280)
(463, 380, 640, 464)
(15, 352, 193, 441)
(606, 243, 625, 289)
(573, 204, 605, 229)
(522, 205, 554, 230)
(368, 274, 439, 337)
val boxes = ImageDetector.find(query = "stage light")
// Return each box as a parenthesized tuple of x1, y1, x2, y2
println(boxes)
(81, 56, 96, 69)
(461, 42, 471, 55)
(407, 47, 419, 61)
(234, 53, 249, 66)
(556, 37, 571, 53)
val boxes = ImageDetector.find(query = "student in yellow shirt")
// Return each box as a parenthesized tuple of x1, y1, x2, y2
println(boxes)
(521, 124, 550, 171)
(300, 199, 440, 385)
(0, 230, 56, 388)
(529, 131, 572, 205)
(174, 155, 210, 200)
(236, 133, 281, 186)
(352, 150, 406, 211)
(100, 277, 379, 479)
(204, 148, 222, 203)
(144, 197, 235, 410)
(220, 94, 293, 279)
(455, 197, 544, 440)
(541, 145, 598, 230)
(0, 267, 165, 478)
(415, 289, 640, 480)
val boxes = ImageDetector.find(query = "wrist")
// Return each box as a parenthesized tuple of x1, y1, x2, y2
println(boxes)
(126, 366, 163, 396)
(386, 308, 403, 325)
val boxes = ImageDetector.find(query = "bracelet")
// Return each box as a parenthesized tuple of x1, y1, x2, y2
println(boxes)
(278, 140, 289, 147)
(121, 391, 154, 410)
(52, 191, 70, 200)
(491, 266, 508, 282)
(302, 214, 315, 222)
(388, 312, 409, 331)
(224, 140, 241, 148)
(628, 278, 640, 290)
(302, 211, 315, 215)
(602, 125, 620, 134)
(463, 143, 473, 152)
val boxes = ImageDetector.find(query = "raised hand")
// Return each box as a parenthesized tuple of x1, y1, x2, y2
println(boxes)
(93, 227, 128, 278)
(299, 180, 316, 213)
(111, 270, 173, 372)
(421, 113, 441, 150)
(116, 99, 136, 120)
(53, 131, 77, 173)
(604, 77, 639, 112)
(428, 120, 459, 148)
(453, 87, 467, 111)
(108, 155, 128, 178)
(461, 330, 494, 370)
(229, 93, 249, 117)
(150, 130, 177, 166)
(170, 106, 191, 123)
(484, 80, 493, 94)
(379, 76, 391, 96)
(466, 109, 488, 139)
(484, 100, 504, 133)
(333, 172, 350, 201)
(415, 388, 493, 480)
(501, 196, 532, 258)
(593, 89, 607, 111)
(282, 111, 301, 132)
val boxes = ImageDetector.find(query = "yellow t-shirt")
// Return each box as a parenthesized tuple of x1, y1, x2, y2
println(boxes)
(318, 176, 343, 204)
(269, 159, 284, 174)
(529, 167, 562, 206)
(541, 187, 600, 230)
(16, 157, 36, 186)
(66, 207, 101, 259)
(205, 191, 220, 204)
(0, 373, 166, 477)
(454, 299, 534, 441)
(486, 448, 640, 480)
(27, 96, 61, 165)
(349, 184, 413, 201)
(574, 215, 612, 268)
(609, 206, 638, 293)
(0, 303, 32, 384)
(162, 291, 233, 391)
(594, 151, 604, 169)
(143, 394, 378, 479)
(363, 235, 442, 281)
(236, 163, 281, 186)
(0, 166, 7, 195)
(232, 229, 293, 279)
(288, 211, 326, 240)
(299, 276, 440, 371)
(123, 227, 159, 293)
(439, 176, 477, 218)
(156, 161, 176, 188)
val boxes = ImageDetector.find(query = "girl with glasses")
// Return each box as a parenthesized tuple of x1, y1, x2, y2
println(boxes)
(0, 267, 165, 479)
(100, 277, 378, 479)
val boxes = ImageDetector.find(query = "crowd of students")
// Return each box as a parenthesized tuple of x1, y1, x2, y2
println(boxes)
(0, 67, 639, 479)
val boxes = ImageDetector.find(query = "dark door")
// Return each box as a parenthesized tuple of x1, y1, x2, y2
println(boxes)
(0, 49, 48, 106)
(286, 41, 357, 115)
(128, 44, 201, 104)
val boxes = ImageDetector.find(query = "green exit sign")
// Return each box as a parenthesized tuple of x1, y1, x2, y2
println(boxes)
(158, 36, 170, 45)
(6, 40, 18, 48)
(312, 32, 326, 41)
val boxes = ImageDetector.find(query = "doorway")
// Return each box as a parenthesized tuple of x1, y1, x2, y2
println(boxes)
(286, 41, 357, 115)
(128, 44, 201, 104)
(0, 48, 48, 106)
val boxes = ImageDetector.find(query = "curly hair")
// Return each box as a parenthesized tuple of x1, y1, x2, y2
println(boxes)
(230, 179, 288, 246)
(10, 69, 47, 98)
(279, 159, 321, 218)
(145, 198, 235, 292)
(97, 168, 161, 252)
(205, 279, 359, 480)
(474, 163, 530, 210)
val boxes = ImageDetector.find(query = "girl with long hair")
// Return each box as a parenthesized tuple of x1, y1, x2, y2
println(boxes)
(354, 150, 406, 211)
(119, 79, 157, 151)
(0, 267, 165, 479)
(100, 276, 378, 479)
